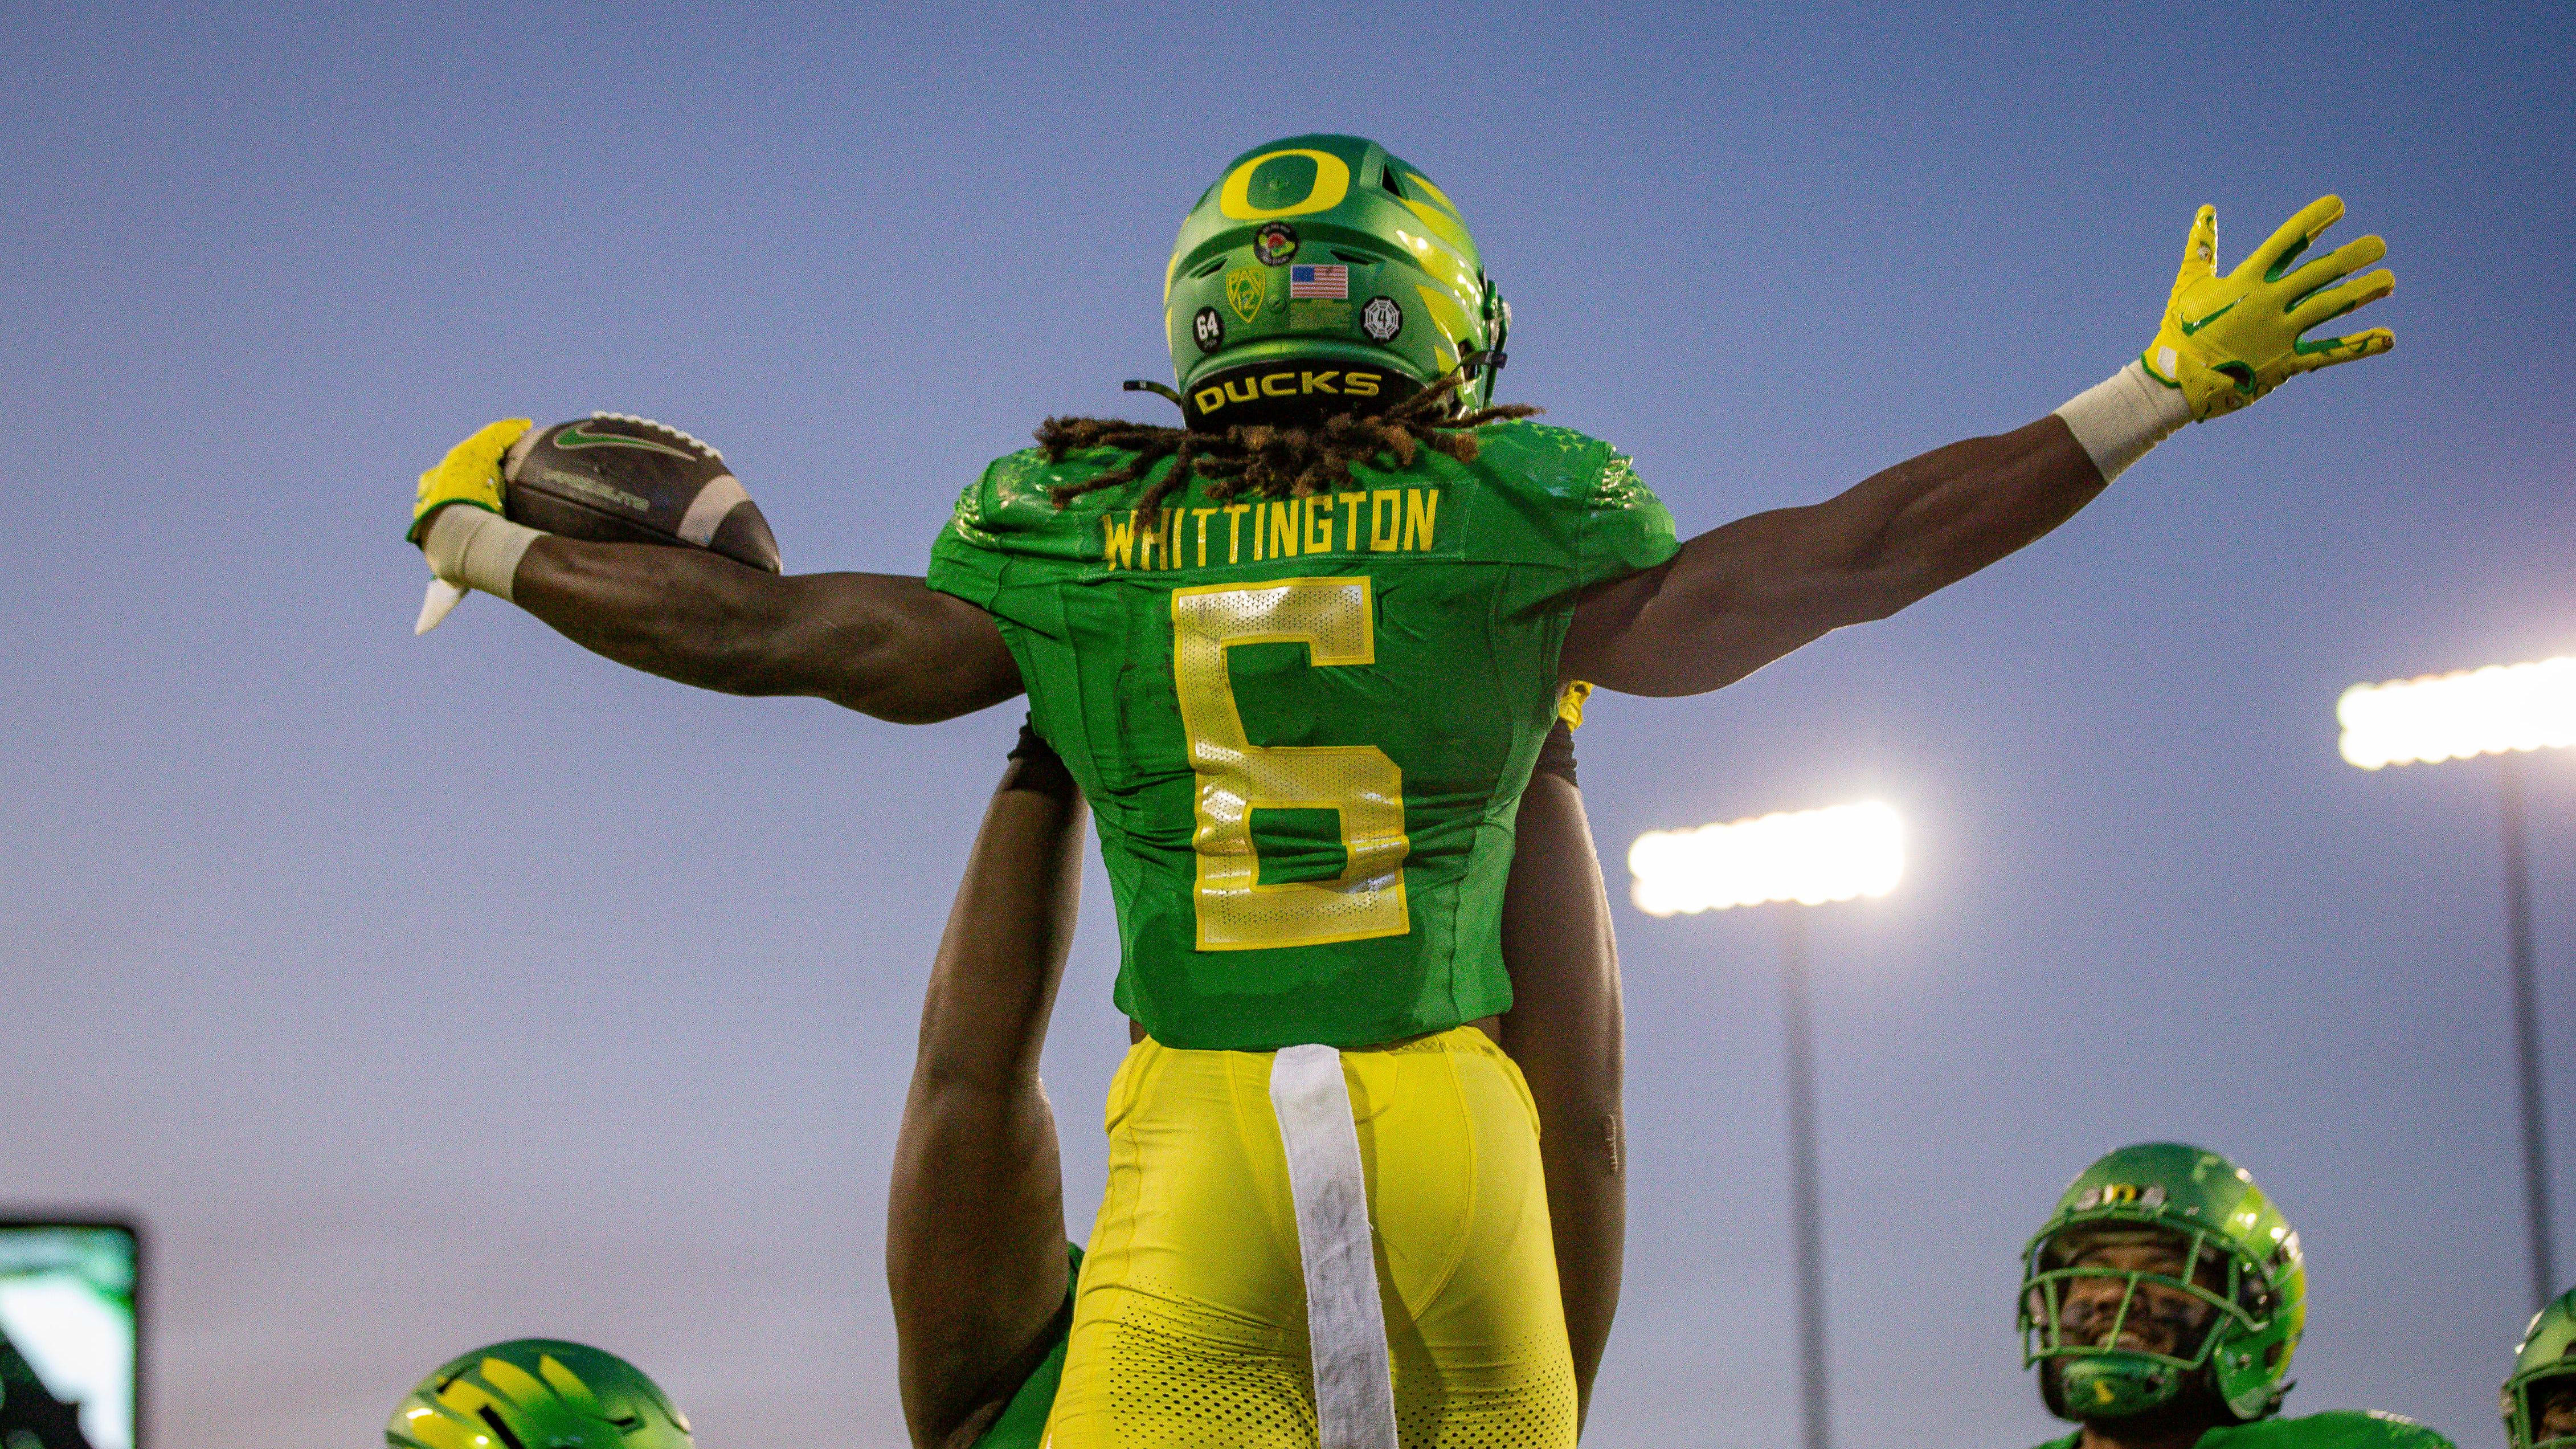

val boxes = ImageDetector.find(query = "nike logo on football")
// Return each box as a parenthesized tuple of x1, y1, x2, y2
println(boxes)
(2179, 302, 2235, 336)
(554, 423, 696, 459)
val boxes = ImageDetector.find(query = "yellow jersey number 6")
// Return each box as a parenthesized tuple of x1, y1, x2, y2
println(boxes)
(1170, 577, 1410, 951)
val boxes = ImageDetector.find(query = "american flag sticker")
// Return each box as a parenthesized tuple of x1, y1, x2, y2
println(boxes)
(1289, 264, 1349, 300)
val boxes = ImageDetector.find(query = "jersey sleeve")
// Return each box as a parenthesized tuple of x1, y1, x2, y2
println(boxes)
(2348, 1413, 2456, 1449)
(1573, 443, 1680, 589)
(926, 471, 1007, 609)
(2218, 1410, 2457, 1449)
(927, 448, 1125, 610)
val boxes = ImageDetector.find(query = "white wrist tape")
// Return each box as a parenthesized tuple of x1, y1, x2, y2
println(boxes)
(421, 505, 542, 602)
(2053, 360, 2190, 484)
(1270, 1044, 1399, 1449)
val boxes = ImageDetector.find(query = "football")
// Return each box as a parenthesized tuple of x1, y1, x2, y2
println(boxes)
(501, 413, 782, 573)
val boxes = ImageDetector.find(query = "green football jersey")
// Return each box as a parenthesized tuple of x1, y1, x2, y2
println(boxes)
(927, 421, 1677, 1050)
(2030, 1410, 2456, 1449)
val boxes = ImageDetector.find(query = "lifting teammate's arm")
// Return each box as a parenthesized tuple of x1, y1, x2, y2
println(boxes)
(888, 729, 1085, 1449)
(1564, 195, 2394, 696)
(1496, 720, 1624, 1428)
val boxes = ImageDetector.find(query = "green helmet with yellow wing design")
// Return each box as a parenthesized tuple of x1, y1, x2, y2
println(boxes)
(387, 1339, 694, 1449)
(1163, 133, 1507, 429)
(2506, 1287, 2576, 1449)
(2018, 1143, 2307, 1425)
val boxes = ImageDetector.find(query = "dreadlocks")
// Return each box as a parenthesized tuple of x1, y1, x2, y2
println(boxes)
(1035, 369, 1539, 525)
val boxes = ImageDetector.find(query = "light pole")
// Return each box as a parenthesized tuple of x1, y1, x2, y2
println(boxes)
(1629, 800, 1905, 1449)
(2340, 655, 2575, 1310)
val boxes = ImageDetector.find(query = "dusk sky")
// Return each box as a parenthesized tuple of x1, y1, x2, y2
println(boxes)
(5, 3, 2572, 1445)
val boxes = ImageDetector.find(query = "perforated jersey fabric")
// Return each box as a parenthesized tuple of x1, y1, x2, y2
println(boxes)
(1041, 1027, 1576, 1449)
(927, 421, 1677, 1050)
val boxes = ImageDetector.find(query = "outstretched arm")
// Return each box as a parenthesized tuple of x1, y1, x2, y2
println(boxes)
(1562, 415, 2100, 695)
(405, 424, 1021, 724)
(510, 537, 1021, 724)
(1565, 194, 2394, 696)
(888, 730, 1085, 1449)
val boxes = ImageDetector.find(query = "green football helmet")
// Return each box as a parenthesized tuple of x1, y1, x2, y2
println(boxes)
(1162, 133, 1507, 429)
(2505, 1286, 2576, 1449)
(2018, 1143, 2307, 1424)
(386, 1339, 694, 1449)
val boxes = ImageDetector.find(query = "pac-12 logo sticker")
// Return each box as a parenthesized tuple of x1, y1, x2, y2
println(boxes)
(1253, 221, 1299, 266)
(1193, 306, 1225, 354)
(1225, 267, 1268, 324)
(1361, 295, 1404, 342)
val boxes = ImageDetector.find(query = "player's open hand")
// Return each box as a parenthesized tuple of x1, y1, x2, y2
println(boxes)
(408, 418, 532, 544)
(2143, 196, 2394, 421)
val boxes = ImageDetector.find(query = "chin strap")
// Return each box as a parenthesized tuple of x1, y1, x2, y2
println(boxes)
(1122, 379, 1187, 413)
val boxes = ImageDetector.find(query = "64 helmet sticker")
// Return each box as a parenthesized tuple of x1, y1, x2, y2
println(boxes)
(1192, 306, 1224, 354)
(1361, 295, 1404, 342)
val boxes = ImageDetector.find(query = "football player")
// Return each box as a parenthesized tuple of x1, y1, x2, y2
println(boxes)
(408, 136, 2394, 1445)
(889, 709, 1624, 1449)
(2505, 1287, 2576, 1449)
(2018, 1143, 2451, 1449)
(386, 1338, 694, 1449)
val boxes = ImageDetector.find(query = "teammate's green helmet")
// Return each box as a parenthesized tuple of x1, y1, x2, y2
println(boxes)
(386, 1339, 694, 1449)
(1163, 133, 1507, 430)
(2504, 1286, 2576, 1449)
(2018, 1143, 2307, 1424)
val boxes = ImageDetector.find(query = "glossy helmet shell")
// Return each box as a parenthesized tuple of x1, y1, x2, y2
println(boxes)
(1163, 134, 1505, 429)
(2018, 1143, 2307, 1424)
(2505, 1285, 2576, 1449)
(386, 1339, 694, 1449)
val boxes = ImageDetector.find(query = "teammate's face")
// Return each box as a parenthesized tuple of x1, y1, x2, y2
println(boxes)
(2535, 1377, 2576, 1439)
(2050, 1229, 2219, 1358)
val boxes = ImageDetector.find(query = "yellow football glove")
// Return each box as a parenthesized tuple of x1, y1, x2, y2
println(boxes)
(407, 418, 532, 544)
(2142, 195, 2394, 421)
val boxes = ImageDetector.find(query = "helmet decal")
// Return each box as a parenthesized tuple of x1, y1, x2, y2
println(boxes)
(1164, 133, 1506, 427)
(387, 1340, 693, 1449)
(1252, 222, 1301, 266)
(1220, 149, 1353, 219)
(1226, 267, 1268, 324)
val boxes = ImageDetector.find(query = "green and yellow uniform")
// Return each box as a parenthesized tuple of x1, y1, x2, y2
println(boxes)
(927, 425, 1666, 1448)
(2030, 1410, 2455, 1449)
(927, 419, 1675, 1051)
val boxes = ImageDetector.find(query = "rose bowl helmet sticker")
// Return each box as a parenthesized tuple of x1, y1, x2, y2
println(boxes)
(1253, 221, 1299, 266)
(1361, 295, 1404, 342)
(1193, 305, 1225, 354)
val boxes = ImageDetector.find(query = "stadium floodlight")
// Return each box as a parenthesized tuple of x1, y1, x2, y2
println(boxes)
(2340, 656, 2564, 1311)
(1629, 798, 1904, 1449)
(2337, 656, 2576, 769)
(1628, 800, 1904, 917)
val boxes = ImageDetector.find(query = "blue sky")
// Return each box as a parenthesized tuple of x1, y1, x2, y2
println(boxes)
(3, 3, 2571, 1444)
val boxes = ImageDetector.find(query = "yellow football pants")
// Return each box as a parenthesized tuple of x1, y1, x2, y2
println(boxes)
(1043, 1026, 1576, 1449)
